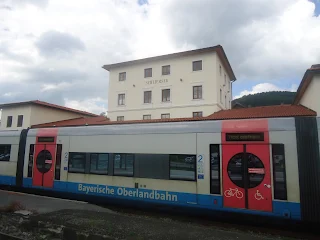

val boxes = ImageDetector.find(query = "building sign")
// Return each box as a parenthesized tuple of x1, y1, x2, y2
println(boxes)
(225, 132, 264, 142)
(146, 79, 168, 85)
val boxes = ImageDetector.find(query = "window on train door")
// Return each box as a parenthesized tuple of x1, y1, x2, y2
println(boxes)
(27, 144, 34, 177)
(169, 154, 196, 180)
(90, 153, 109, 175)
(114, 153, 134, 176)
(272, 144, 287, 200)
(210, 144, 221, 194)
(55, 144, 62, 180)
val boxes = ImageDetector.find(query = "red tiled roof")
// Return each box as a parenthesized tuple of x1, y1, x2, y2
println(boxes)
(31, 116, 108, 128)
(102, 45, 236, 81)
(293, 64, 320, 104)
(31, 104, 316, 128)
(206, 104, 316, 120)
(0, 100, 98, 117)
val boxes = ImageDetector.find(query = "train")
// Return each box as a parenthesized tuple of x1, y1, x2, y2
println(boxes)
(0, 116, 319, 225)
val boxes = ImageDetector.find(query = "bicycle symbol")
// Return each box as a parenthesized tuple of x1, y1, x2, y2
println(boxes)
(254, 190, 264, 200)
(224, 188, 244, 199)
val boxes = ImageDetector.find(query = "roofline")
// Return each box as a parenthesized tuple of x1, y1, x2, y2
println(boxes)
(0, 100, 99, 117)
(293, 67, 320, 104)
(102, 45, 236, 81)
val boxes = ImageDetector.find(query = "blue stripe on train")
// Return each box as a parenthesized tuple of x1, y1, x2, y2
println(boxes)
(3, 176, 301, 221)
(0, 175, 16, 185)
(22, 177, 301, 220)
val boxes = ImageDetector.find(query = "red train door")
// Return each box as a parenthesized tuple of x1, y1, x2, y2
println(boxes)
(32, 129, 58, 188)
(222, 119, 272, 212)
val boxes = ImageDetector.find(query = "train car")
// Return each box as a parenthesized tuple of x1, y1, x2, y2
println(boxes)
(0, 129, 23, 186)
(0, 116, 319, 225)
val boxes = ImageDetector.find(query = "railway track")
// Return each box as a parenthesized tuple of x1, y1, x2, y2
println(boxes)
(2, 186, 319, 240)
(96, 202, 320, 240)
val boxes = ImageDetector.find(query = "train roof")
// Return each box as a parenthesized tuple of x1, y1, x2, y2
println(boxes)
(0, 130, 23, 137)
(26, 117, 307, 137)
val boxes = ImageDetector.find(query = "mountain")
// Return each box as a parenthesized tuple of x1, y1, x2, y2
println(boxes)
(232, 91, 296, 108)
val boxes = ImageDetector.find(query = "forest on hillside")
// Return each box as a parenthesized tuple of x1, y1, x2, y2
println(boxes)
(232, 91, 296, 108)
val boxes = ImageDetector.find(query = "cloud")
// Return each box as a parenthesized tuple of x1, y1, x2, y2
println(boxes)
(1, 0, 48, 9)
(234, 83, 298, 99)
(64, 97, 108, 115)
(35, 30, 85, 57)
(0, 0, 319, 115)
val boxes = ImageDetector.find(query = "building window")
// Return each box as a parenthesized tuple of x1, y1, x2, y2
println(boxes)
(162, 65, 170, 75)
(6, 116, 12, 128)
(118, 93, 125, 105)
(193, 85, 202, 99)
(162, 89, 170, 102)
(117, 116, 124, 121)
(224, 74, 226, 85)
(144, 68, 152, 78)
(219, 65, 222, 75)
(161, 113, 170, 119)
(169, 154, 196, 180)
(119, 72, 126, 81)
(114, 153, 134, 176)
(17, 115, 23, 127)
(144, 91, 152, 104)
(225, 95, 227, 108)
(192, 60, 202, 71)
(143, 115, 151, 120)
(0, 145, 11, 161)
(193, 112, 203, 118)
(220, 89, 222, 103)
(90, 153, 109, 175)
(68, 153, 86, 173)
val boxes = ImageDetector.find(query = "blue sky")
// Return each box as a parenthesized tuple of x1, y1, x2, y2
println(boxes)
(310, 0, 320, 15)
(0, 0, 319, 113)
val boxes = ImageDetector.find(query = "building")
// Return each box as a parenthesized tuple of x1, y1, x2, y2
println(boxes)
(293, 64, 320, 116)
(0, 100, 98, 130)
(103, 45, 236, 121)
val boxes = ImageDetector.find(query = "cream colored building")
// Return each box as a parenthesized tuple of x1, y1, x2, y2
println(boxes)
(0, 100, 98, 130)
(103, 45, 236, 121)
(294, 64, 320, 116)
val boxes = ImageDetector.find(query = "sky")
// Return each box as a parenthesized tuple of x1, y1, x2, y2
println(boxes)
(0, 0, 320, 115)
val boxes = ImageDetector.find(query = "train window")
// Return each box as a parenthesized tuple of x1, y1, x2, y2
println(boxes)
(55, 144, 62, 180)
(114, 154, 134, 176)
(210, 144, 221, 194)
(227, 153, 244, 188)
(68, 153, 86, 173)
(135, 154, 169, 179)
(169, 154, 196, 180)
(0, 145, 11, 161)
(90, 153, 109, 175)
(272, 144, 287, 200)
(27, 144, 34, 177)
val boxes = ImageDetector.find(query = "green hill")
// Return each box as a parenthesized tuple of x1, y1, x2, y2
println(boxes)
(232, 91, 297, 108)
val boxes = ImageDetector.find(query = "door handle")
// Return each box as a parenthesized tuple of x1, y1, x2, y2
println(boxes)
(264, 184, 271, 188)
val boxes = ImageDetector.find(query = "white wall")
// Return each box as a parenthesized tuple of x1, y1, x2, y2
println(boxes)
(216, 55, 232, 109)
(30, 105, 88, 126)
(299, 74, 320, 116)
(107, 51, 232, 121)
(0, 105, 32, 130)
